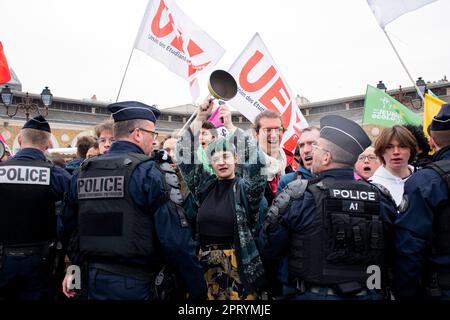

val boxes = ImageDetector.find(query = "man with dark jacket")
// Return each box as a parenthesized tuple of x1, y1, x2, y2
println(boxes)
(260, 115, 397, 300)
(395, 104, 450, 299)
(62, 101, 206, 300)
(0, 116, 70, 300)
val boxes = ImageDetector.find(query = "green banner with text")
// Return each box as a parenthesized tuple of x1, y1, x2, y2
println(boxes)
(363, 85, 422, 126)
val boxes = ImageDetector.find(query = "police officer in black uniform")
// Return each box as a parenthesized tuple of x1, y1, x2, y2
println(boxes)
(62, 101, 206, 300)
(395, 104, 450, 299)
(0, 116, 70, 300)
(259, 115, 397, 300)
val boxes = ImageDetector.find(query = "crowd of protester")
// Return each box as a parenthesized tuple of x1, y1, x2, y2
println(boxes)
(1, 97, 450, 302)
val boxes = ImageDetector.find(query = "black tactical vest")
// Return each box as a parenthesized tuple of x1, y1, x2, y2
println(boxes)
(78, 153, 159, 259)
(426, 160, 450, 254)
(288, 178, 384, 286)
(0, 159, 56, 245)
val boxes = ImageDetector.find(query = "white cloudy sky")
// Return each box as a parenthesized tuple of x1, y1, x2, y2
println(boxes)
(1, 0, 449, 109)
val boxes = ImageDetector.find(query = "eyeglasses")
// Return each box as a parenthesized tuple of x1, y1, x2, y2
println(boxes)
(260, 127, 283, 134)
(357, 155, 378, 162)
(98, 137, 115, 144)
(130, 127, 158, 140)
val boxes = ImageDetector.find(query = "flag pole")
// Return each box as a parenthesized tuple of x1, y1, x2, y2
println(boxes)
(115, 48, 135, 102)
(180, 109, 198, 133)
(382, 29, 424, 101)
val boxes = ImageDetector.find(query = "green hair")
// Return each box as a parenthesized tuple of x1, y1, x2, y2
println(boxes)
(205, 138, 236, 163)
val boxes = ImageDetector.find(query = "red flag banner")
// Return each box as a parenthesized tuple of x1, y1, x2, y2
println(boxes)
(228, 33, 309, 152)
(134, 0, 224, 102)
(0, 41, 11, 85)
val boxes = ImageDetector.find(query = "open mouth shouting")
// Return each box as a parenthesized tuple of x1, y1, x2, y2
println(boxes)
(303, 155, 313, 165)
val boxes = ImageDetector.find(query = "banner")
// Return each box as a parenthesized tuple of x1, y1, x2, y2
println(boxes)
(367, 0, 438, 29)
(134, 0, 225, 101)
(363, 85, 422, 126)
(228, 33, 308, 152)
(0, 41, 11, 85)
(423, 93, 446, 138)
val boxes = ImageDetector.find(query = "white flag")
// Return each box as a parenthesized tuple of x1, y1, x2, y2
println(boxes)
(134, 0, 225, 102)
(367, 0, 438, 29)
(228, 33, 308, 152)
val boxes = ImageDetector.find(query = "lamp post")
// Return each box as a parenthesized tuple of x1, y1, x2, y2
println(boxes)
(376, 81, 387, 92)
(0, 85, 53, 120)
(416, 77, 427, 97)
(394, 85, 425, 110)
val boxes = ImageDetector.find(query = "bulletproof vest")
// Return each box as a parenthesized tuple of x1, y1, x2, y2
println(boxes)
(78, 153, 160, 259)
(287, 178, 384, 286)
(426, 160, 450, 254)
(0, 159, 56, 245)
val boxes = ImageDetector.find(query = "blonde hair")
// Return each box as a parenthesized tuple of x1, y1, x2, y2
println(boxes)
(21, 128, 51, 149)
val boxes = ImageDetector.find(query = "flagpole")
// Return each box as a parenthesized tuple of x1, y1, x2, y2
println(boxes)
(382, 29, 424, 101)
(180, 109, 198, 133)
(115, 48, 135, 102)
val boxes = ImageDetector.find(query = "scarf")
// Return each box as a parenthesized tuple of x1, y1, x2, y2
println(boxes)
(262, 150, 286, 181)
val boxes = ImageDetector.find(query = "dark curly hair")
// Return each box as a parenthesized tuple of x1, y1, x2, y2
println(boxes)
(403, 124, 432, 169)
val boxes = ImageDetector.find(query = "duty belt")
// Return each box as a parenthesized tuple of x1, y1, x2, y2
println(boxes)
(308, 286, 368, 297)
(0, 244, 45, 257)
(293, 279, 370, 297)
(89, 262, 158, 281)
(0, 244, 46, 269)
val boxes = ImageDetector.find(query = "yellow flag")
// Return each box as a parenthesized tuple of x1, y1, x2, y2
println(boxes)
(424, 94, 446, 138)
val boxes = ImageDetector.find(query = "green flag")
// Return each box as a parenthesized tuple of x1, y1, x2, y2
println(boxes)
(363, 85, 422, 126)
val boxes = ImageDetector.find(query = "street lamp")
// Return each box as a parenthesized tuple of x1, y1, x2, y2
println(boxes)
(395, 85, 414, 107)
(0, 85, 53, 120)
(376, 81, 387, 92)
(416, 77, 427, 97)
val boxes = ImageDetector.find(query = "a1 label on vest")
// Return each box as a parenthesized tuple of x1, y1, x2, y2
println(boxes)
(342, 200, 364, 213)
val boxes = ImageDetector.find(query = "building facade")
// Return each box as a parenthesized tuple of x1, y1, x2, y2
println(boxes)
(1, 80, 449, 153)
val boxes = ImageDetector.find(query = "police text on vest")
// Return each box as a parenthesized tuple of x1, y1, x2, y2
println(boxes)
(78, 176, 124, 199)
(331, 189, 377, 201)
(0, 165, 50, 185)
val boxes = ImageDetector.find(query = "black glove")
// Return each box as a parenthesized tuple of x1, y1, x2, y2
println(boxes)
(152, 149, 173, 164)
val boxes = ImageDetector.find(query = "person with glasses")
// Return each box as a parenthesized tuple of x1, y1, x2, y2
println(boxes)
(176, 101, 267, 300)
(354, 146, 381, 181)
(253, 110, 287, 206)
(251, 110, 290, 298)
(260, 115, 397, 300)
(94, 119, 114, 155)
(62, 101, 206, 301)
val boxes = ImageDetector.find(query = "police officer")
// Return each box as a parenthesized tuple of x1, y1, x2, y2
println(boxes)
(259, 115, 397, 300)
(62, 101, 206, 300)
(0, 116, 70, 300)
(395, 104, 450, 299)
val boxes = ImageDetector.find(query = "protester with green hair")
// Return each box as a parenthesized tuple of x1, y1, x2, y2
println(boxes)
(176, 99, 267, 300)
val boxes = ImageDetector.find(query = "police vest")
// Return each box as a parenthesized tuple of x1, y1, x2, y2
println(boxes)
(426, 160, 450, 255)
(78, 153, 161, 260)
(0, 159, 56, 245)
(286, 178, 385, 286)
